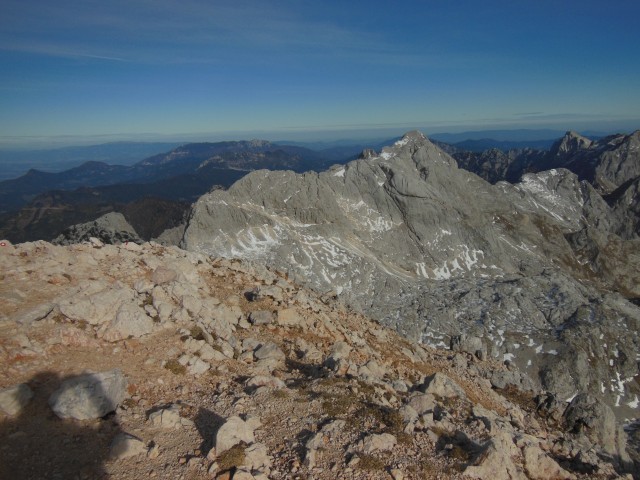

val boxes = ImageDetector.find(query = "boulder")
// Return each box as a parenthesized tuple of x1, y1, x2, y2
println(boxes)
(48, 369, 128, 420)
(187, 358, 211, 376)
(407, 393, 437, 415)
(420, 372, 466, 399)
(563, 393, 629, 461)
(523, 444, 575, 480)
(254, 342, 285, 362)
(249, 310, 274, 326)
(242, 442, 271, 472)
(361, 433, 397, 453)
(450, 334, 487, 359)
(215, 416, 255, 454)
(58, 286, 136, 326)
(465, 431, 527, 480)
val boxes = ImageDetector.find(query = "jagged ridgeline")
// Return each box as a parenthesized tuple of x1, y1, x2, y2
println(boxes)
(182, 130, 640, 419)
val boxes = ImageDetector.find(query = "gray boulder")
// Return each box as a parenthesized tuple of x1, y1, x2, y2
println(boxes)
(450, 334, 486, 360)
(254, 342, 285, 362)
(249, 310, 274, 326)
(420, 372, 466, 399)
(48, 369, 128, 420)
(563, 394, 629, 461)
(215, 416, 255, 454)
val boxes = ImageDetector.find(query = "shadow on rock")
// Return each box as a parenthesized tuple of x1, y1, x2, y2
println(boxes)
(0, 370, 124, 480)
(194, 407, 226, 456)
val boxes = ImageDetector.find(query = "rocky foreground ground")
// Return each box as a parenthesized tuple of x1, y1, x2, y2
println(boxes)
(0, 239, 637, 479)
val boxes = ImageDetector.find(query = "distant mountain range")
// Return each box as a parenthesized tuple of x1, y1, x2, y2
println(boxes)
(0, 142, 181, 181)
(451, 130, 640, 192)
(2, 129, 638, 245)
(0, 140, 353, 242)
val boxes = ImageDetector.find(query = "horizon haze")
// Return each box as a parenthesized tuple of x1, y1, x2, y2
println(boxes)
(2, 1, 640, 149)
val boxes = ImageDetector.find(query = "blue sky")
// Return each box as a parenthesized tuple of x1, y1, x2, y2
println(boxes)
(1, 0, 639, 147)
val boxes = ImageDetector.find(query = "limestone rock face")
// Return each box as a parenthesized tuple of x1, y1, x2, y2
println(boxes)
(101, 303, 154, 341)
(181, 131, 640, 418)
(48, 369, 128, 420)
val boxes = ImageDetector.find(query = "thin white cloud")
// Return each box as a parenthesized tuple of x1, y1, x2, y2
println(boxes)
(0, 0, 471, 68)
(0, 41, 128, 62)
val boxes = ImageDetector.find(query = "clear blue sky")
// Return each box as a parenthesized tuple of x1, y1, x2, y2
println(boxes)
(1, 0, 639, 147)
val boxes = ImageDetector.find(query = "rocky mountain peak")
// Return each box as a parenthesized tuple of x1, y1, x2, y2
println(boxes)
(247, 139, 272, 148)
(551, 130, 593, 156)
(359, 148, 377, 159)
(53, 212, 142, 246)
(181, 131, 640, 432)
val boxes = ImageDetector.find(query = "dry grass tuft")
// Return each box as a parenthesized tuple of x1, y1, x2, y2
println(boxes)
(217, 444, 246, 471)
(164, 358, 186, 375)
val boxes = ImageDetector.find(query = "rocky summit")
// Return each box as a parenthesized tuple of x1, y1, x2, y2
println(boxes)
(0, 239, 637, 478)
(181, 131, 640, 422)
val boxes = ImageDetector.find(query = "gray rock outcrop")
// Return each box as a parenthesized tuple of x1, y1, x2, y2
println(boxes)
(181, 131, 640, 417)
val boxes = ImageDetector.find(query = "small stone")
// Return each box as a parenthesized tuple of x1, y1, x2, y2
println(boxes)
(275, 308, 299, 327)
(109, 433, 146, 460)
(246, 375, 286, 390)
(390, 469, 405, 480)
(207, 448, 217, 461)
(147, 444, 160, 459)
(253, 342, 285, 362)
(148, 404, 183, 429)
(249, 310, 274, 326)
(361, 433, 397, 453)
